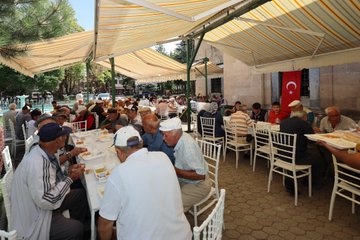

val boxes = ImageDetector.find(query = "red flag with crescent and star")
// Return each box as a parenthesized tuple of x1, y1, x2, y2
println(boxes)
(281, 71, 301, 114)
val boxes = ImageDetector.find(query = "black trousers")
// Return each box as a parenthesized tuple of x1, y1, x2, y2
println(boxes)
(50, 189, 90, 240)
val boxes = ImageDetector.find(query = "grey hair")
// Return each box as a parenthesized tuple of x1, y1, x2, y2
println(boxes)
(292, 110, 307, 118)
(325, 106, 340, 115)
(9, 103, 16, 110)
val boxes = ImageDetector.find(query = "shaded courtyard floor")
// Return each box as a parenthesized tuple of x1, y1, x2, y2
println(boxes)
(190, 150, 360, 240)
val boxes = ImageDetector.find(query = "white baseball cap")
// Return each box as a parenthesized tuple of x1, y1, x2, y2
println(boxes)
(114, 126, 141, 147)
(159, 117, 182, 131)
(288, 100, 301, 107)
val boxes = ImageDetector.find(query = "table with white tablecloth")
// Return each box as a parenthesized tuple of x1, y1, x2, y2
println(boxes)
(70, 129, 119, 240)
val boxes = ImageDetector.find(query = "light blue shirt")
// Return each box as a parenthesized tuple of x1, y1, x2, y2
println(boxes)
(174, 132, 208, 184)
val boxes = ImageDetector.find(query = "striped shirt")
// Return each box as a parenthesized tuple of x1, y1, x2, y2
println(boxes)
(230, 111, 253, 136)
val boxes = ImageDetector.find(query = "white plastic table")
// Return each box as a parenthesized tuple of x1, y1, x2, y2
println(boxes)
(70, 129, 119, 240)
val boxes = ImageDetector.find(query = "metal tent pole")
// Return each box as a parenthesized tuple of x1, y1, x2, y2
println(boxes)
(109, 57, 116, 107)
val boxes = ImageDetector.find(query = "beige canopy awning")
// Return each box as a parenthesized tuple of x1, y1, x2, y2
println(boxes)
(0, 31, 93, 77)
(96, 48, 188, 82)
(97, 48, 224, 83)
(94, 0, 261, 60)
(204, 0, 360, 72)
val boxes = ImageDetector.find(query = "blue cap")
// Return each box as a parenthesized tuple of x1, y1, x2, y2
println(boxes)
(38, 123, 72, 142)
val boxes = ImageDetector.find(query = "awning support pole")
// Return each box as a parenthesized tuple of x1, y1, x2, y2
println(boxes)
(86, 61, 90, 103)
(109, 57, 116, 107)
(186, 33, 205, 132)
(204, 57, 209, 98)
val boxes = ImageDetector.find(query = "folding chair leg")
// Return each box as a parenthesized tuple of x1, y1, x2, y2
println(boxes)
(294, 172, 298, 206)
(328, 186, 337, 221)
(308, 172, 312, 197)
(267, 169, 273, 192)
(252, 151, 257, 172)
(235, 150, 239, 169)
(352, 193, 355, 214)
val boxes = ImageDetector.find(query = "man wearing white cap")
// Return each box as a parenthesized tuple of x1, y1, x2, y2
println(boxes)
(160, 117, 211, 212)
(98, 126, 191, 240)
(288, 100, 315, 126)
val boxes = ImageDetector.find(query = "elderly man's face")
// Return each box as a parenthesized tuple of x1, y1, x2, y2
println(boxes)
(328, 110, 340, 126)
(162, 130, 179, 147)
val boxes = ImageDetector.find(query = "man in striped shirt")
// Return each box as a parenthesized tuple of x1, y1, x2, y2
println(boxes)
(230, 109, 254, 136)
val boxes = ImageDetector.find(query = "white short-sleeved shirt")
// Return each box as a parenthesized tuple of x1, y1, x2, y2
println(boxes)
(174, 132, 208, 184)
(320, 115, 356, 133)
(99, 148, 191, 240)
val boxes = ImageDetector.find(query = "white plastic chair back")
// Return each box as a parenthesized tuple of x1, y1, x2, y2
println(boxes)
(1, 168, 14, 231)
(193, 189, 226, 240)
(329, 154, 360, 220)
(197, 139, 221, 197)
(191, 112, 198, 137)
(0, 230, 17, 240)
(8, 119, 25, 158)
(8, 119, 16, 140)
(252, 124, 271, 171)
(224, 120, 252, 168)
(1, 146, 12, 172)
(92, 113, 99, 129)
(200, 117, 216, 139)
(190, 140, 221, 226)
(71, 120, 87, 132)
(69, 114, 76, 122)
(21, 123, 28, 140)
(25, 135, 34, 154)
(270, 131, 297, 167)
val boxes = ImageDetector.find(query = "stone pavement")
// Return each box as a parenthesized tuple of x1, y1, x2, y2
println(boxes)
(189, 150, 360, 240)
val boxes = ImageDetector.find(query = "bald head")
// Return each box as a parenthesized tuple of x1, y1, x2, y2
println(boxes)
(142, 114, 160, 135)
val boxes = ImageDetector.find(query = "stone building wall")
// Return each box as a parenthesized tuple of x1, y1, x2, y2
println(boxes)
(319, 63, 360, 118)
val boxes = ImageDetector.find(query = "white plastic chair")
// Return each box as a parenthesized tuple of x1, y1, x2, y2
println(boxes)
(191, 112, 198, 138)
(329, 154, 360, 221)
(267, 131, 312, 206)
(71, 120, 87, 132)
(224, 120, 252, 168)
(193, 189, 226, 240)
(0, 230, 17, 240)
(190, 140, 222, 227)
(252, 124, 272, 172)
(25, 135, 34, 154)
(1, 146, 12, 172)
(1, 168, 14, 231)
(200, 117, 225, 159)
(21, 123, 28, 140)
(8, 119, 25, 159)
(92, 112, 99, 129)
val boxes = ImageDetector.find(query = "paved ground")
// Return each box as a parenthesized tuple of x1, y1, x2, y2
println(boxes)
(6, 131, 360, 239)
(189, 150, 360, 240)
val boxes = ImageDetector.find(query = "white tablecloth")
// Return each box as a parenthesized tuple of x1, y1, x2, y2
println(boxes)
(70, 129, 119, 240)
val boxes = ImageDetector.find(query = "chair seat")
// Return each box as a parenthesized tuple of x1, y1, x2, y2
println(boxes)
(273, 159, 311, 171)
(257, 145, 271, 154)
(338, 181, 360, 195)
(203, 136, 223, 142)
(226, 139, 249, 147)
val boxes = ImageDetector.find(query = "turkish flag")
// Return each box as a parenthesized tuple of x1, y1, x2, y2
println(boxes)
(281, 71, 301, 113)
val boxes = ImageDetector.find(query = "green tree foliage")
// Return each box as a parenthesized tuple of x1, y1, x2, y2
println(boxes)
(58, 63, 84, 96)
(155, 44, 168, 56)
(0, 0, 83, 97)
(170, 40, 187, 64)
(0, 0, 81, 58)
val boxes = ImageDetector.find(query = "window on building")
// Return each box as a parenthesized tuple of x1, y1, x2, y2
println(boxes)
(211, 78, 222, 93)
